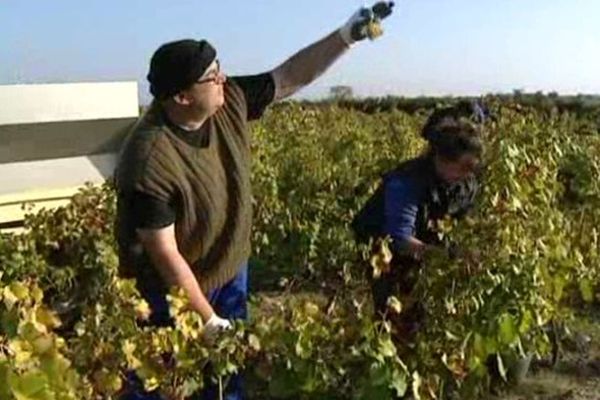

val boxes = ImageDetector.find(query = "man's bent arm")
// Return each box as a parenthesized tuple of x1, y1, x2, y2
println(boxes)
(137, 224, 214, 322)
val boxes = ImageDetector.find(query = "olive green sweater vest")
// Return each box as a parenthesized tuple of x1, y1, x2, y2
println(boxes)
(115, 81, 252, 293)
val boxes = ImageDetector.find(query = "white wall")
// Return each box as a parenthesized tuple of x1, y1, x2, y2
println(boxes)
(0, 81, 139, 226)
(0, 81, 139, 125)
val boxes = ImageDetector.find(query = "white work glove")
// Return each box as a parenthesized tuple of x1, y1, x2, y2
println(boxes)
(203, 313, 232, 343)
(338, 1, 395, 46)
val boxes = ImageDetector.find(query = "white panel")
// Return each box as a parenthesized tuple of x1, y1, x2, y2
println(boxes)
(0, 82, 139, 125)
(0, 153, 117, 196)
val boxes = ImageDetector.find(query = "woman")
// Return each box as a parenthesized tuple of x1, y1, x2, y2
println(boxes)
(352, 101, 487, 337)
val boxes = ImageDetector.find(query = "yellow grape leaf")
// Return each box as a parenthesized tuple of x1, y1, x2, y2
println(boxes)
(381, 240, 393, 264)
(35, 309, 61, 330)
(178, 313, 202, 340)
(378, 337, 397, 358)
(143, 376, 160, 392)
(167, 287, 188, 315)
(3, 287, 19, 310)
(9, 340, 33, 365)
(412, 371, 423, 400)
(386, 296, 403, 314)
(248, 334, 261, 352)
(31, 287, 44, 304)
(31, 335, 54, 355)
(122, 340, 141, 369)
(134, 300, 151, 321)
(370, 240, 393, 279)
(9, 282, 29, 301)
(303, 302, 320, 317)
(93, 368, 123, 394)
(8, 370, 49, 400)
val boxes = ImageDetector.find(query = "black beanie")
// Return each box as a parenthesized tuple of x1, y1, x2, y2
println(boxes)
(147, 39, 217, 99)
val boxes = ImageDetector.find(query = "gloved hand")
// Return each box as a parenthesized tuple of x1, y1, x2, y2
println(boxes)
(203, 313, 232, 343)
(339, 1, 395, 46)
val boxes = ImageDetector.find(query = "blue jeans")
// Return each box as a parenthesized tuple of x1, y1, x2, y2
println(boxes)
(121, 263, 248, 400)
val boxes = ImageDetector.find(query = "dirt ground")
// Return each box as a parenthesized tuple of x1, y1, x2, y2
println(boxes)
(489, 310, 600, 400)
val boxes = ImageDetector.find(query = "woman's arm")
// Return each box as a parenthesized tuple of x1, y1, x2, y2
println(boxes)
(383, 175, 430, 260)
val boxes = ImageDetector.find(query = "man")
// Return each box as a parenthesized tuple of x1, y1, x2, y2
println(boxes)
(115, 2, 395, 399)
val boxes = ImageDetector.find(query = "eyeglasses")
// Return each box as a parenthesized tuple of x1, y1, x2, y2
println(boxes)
(195, 60, 223, 85)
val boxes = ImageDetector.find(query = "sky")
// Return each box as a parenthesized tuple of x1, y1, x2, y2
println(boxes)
(1, 0, 600, 103)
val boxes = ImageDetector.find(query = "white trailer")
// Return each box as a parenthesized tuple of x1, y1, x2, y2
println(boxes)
(0, 81, 139, 230)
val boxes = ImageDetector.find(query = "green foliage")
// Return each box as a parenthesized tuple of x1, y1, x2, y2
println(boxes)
(0, 102, 598, 399)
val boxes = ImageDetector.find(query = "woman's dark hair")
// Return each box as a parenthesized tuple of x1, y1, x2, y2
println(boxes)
(422, 101, 486, 161)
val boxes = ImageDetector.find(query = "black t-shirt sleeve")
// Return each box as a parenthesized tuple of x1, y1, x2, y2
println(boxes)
(230, 73, 275, 121)
(130, 191, 176, 230)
